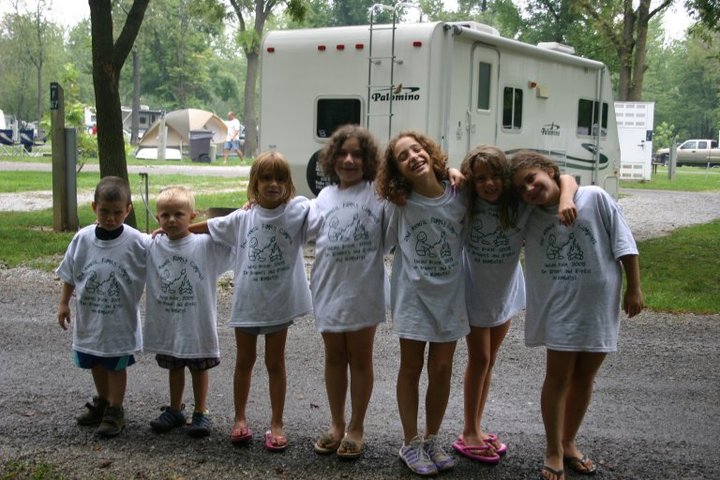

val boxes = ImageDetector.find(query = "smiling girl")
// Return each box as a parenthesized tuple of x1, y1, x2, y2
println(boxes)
(376, 131, 467, 476)
(188, 151, 312, 452)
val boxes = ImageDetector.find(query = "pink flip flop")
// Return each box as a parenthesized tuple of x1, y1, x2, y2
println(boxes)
(484, 433, 508, 456)
(264, 430, 288, 452)
(452, 437, 501, 464)
(230, 425, 252, 445)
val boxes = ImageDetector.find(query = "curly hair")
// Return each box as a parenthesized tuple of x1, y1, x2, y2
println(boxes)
(317, 124, 380, 184)
(506, 150, 561, 219)
(375, 130, 448, 205)
(247, 150, 296, 204)
(509, 150, 561, 186)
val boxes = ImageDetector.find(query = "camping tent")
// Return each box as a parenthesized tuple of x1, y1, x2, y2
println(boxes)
(138, 108, 227, 148)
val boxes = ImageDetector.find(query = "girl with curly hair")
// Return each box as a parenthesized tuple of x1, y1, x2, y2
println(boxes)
(307, 125, 390, 459)
(376, 131, 466, 476)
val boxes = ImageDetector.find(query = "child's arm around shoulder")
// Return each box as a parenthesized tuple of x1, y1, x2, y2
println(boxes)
(189, 221, 210, 234)
(558, 174, 578, 226)
(619, 254, 644, 318)
(57, 282, 75, 330)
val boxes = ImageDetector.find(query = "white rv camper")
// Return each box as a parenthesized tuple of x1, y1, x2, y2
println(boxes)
(259, 20, 620, 198)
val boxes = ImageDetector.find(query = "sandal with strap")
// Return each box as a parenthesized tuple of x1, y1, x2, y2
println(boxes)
(314, 432, 341, 454)
(542, 465, 565, 480)
(564, 455, 597, 475)
(336, 436, 364, 459)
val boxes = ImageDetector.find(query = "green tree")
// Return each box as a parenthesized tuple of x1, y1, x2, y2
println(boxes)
(577, 0, 674, 100)
(685, 0, 720, 32)
(520, 0, 674, 100)
(90, 0, 150, 227)
(0, 3, 64, 125)
(130, 0, 226, 110)
(65, 20, 95, 105)
(227, 0, 307, 158)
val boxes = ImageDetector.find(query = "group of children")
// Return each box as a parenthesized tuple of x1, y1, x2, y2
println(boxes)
(56, 125, 643, 480)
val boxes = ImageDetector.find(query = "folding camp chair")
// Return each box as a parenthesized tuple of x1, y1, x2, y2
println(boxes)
(0, 129, 20, 155)
(19, 129, 35, 155)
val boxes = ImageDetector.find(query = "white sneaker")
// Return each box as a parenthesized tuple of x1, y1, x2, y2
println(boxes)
(399, 435, 438, 476)
(424, 434, 457, 471)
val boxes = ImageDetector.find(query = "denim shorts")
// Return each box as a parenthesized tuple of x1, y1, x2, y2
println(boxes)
(73, 351, 135, 371)
(224, 140, 240, 151)
(155, 354, 220, 371)
(235, 321, 293, 336)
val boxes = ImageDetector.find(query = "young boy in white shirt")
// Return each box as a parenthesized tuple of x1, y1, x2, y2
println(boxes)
(57, 176, 149, 438)
(144, 186, 232, 437)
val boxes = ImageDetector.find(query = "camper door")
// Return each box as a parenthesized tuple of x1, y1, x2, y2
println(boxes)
(466, 44, 499, 152)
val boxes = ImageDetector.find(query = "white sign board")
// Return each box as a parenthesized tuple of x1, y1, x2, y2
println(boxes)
(616, 101, 655, 180)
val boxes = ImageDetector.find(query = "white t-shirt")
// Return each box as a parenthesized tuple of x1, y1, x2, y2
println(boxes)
(464, 200, 530, 327)
(144, 234, 233, 358)
(307, 181, 389, 332)
(55, 225, 149, 357)
(226, 118, 241, 142)
(208, 196, 312, 328)
(385, 182, 469, 342)
(523, 186, 638, 352)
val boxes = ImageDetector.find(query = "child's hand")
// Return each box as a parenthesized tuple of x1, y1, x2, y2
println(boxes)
(623, 287, 644, 318)
(151, 227, 166, 239)
(558, 200, 577, 226)
(58, 304, 71, 330)
(448, 168, 466, 190)
(242, 200, 256, 211)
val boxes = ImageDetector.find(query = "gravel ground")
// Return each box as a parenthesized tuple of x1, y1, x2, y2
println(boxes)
(1, 181, 719, 479)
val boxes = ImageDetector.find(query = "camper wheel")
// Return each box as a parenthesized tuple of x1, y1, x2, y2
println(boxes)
(306, 149, 332, 196)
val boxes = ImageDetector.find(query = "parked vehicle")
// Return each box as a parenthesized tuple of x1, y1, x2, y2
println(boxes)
(655, 139, 720, 167)
(259, 19, 622, 198)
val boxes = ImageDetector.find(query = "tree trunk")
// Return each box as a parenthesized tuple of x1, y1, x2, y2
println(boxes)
(36, 60, 42, 127)
(89, 0, 149, 227)
(131, 48, 140, 146)
(629, 0, 651, 100)
(242, 49, 259, 158)
(239, 2, 270, 159)
(616, 0, 635, 100)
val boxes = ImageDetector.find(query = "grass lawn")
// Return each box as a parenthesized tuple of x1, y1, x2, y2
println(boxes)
(621, 165, 720, 191)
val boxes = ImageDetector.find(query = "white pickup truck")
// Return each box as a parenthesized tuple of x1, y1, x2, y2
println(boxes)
(655, 139, 720, 166)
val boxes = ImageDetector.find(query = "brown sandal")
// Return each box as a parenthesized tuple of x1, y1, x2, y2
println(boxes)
(336, 436, 364, 459)
(564, 455, 597, 475)
(542, 465, 565, 480)
(313, 432, 341, 454)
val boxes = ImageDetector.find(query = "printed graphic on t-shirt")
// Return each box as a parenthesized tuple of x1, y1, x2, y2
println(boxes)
(77, 258, 130, 314)
(323, 202, 379, 263)
(241, 223, 292, 281)
(536, 222, 596, 281)
(403, 216, 460, 277)
(153, 255, 204, 314)
(466, 212, 518, 265)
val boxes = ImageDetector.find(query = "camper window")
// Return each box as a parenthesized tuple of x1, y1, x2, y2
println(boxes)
(576, 99, 608, 137)
(316, 98, 362, 139)
(502, 87, 523, 130)
(477, 62, 492, 110)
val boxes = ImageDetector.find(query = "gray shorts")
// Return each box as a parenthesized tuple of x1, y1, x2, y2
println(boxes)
(235, 321, 293, 336)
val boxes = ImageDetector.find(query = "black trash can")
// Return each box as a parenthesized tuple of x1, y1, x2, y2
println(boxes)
(189, 130, 213, 163)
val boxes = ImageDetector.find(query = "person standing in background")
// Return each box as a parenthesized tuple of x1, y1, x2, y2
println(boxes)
(223, 112, 242, 164)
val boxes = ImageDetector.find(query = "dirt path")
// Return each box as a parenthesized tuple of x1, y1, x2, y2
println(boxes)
(0, 267, 718, 479)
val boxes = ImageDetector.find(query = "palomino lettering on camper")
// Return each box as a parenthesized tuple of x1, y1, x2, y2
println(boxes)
(371, 87, 421, 103)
